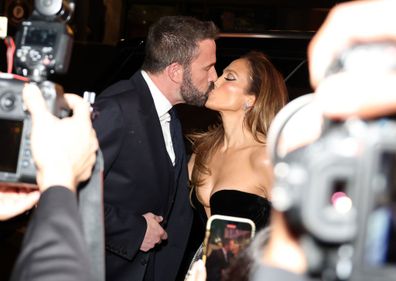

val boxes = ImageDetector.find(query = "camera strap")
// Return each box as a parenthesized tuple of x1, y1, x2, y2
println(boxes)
(78, 150, 105, 281)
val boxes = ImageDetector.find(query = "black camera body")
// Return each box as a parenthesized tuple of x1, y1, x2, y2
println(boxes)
(0, 76, 69, 183)
(350, 119, 396, 281)
(0, 0, 73, 185)
(269, 42, 396, 281)
(272, 116, 396, 281)
(272, 119, 359, 244)
(14, 19, 73, 80)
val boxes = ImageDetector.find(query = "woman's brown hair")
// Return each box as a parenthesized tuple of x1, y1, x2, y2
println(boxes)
(189, 51, 288, 188)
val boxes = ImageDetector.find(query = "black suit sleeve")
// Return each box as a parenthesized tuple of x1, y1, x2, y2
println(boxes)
(92, 97, 125, 175)
(10, 186, 92, 281)
(93, 96, 147, 260)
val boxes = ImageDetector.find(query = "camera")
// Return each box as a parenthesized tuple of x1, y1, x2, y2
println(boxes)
(13, 1, 74, 81)
(0, 0, 73, 184)
(272, 115, 396, 281)
(0, 76, 69, 183)
(268, 42, 396, 281)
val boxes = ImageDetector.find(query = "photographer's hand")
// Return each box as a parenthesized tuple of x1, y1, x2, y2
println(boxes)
(0, 186, 39, 221)
(308, 0, 396, 119)
(0, 84, 99, 221)
(264, 0, 396, 278)
(23, 83, 99, 192)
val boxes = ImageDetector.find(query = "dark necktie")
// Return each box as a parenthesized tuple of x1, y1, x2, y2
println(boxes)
(163, 108, 184, 225)
(169, 107, 183, 166)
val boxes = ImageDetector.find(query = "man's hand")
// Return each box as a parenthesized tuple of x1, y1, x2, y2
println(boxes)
(140, 212, 168, 252)
(23, 84, 99, 192)
(0, 185, 39, 221)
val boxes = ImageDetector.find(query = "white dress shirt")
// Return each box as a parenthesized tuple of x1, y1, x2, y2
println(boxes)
(141, 70, 175, 165)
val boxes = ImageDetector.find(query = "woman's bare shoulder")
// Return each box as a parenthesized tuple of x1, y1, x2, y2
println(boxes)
(249, 143, 271, 168)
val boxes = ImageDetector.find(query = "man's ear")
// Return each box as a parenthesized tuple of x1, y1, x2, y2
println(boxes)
(167, 62, 183, 83)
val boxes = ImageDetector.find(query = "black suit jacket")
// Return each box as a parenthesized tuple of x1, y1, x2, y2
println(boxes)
(93, 71, 193, 281)
(10, 186, 92, 281)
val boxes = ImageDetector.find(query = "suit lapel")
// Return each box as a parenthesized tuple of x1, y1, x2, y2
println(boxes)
(127, 72, 178, 221)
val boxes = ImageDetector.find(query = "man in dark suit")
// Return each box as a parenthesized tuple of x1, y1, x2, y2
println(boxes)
(92, 16, 219, 281)
(0, 84, 98, 281)
(206, 239, 235, 281)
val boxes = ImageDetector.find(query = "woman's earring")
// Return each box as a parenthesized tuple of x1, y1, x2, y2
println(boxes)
(243, 102, 251, 112)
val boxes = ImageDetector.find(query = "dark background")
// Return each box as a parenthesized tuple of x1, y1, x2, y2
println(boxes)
(0, 0, 349, 150)
(0, 0, 350, 95)
(0, 0, 350, 134)
(0, 1, 351, 280)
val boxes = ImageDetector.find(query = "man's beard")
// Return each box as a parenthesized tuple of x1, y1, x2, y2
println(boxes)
(180, 68, 214, 107)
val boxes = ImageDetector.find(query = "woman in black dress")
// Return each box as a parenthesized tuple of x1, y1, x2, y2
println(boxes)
(187, 51, 288, 280)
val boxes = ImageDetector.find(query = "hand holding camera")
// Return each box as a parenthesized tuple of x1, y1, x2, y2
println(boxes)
(0, 0, 97, 220)
(24, 83, 98, 192)
(0, 0, 74, 185)
(0, 83, 98, 220)
(268, 41, 396, 281)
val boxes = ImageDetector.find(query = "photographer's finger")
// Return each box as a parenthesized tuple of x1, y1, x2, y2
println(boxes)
(22, 83, 48, 119)
(63, 94, 91, 121)
(77, 131, 98, 182)
(90, 129, 99, 152)
(309, 0, 396, 89)
(315, 72, 396, 119)
(0, 190, 40, 221)
(77, 153, 97, 182)
(308, 8, 342, 89)
(78, 141, 98, 180)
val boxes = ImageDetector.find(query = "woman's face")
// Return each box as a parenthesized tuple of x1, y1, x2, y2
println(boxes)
(205, 58, 253, 112)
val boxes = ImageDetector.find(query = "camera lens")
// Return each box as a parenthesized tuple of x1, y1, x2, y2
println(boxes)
(0, 92, 17, 111)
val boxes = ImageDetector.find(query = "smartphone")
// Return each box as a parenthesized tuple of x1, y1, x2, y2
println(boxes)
(202, 214, 256, 281)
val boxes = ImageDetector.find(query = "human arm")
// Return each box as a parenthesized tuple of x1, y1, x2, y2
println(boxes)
(0, 84, 98, 221)
(10, 84, 98, 281)
(10, 186, 92, 281)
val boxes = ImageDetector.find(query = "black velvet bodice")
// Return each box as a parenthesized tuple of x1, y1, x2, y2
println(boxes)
(191, 189, 271, 231)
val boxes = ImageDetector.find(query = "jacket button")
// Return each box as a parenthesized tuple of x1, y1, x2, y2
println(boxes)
(140, 258, 148, 265)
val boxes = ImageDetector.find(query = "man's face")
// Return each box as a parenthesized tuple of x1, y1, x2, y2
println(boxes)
(205, 58, 253, 112)
(180, 39, 217, 106)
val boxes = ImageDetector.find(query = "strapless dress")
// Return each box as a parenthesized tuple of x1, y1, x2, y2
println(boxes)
(191, 189, 271, 231)
(185, 189, 271, 279)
